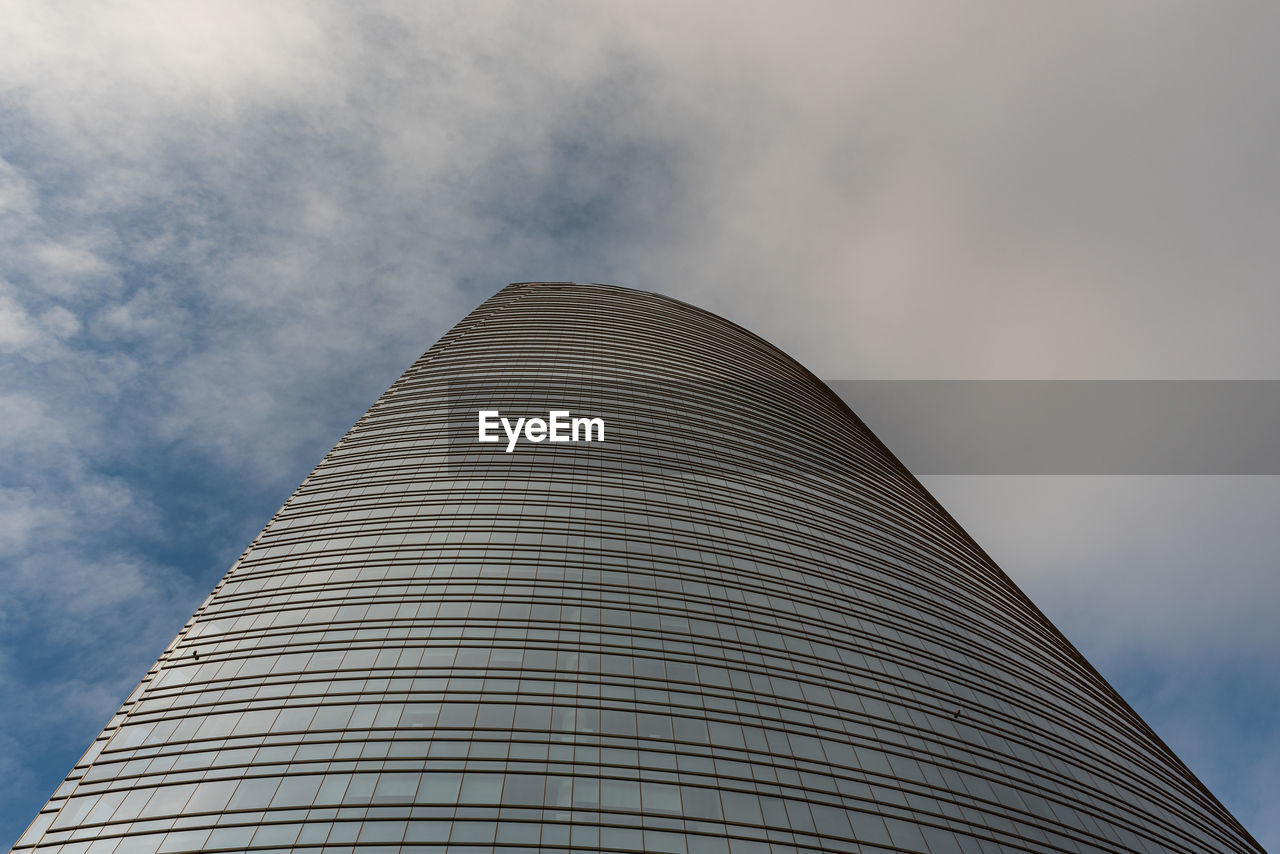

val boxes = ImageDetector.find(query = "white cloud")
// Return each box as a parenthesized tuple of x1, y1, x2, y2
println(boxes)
(0, 393, 71, 450)
(0, 290, 40, 354)
(32, 243, 112, 279)
(39, 305, 79, 339)
(1, 1, 1278, 848)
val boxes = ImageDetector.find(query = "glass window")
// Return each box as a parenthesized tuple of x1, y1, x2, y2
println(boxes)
(271, 775, 324, 807)
(373, 772, 420, 804)
(642, 781, 681, 814)
(680, 786, 722, 820)
(601, 778, 639, 810)
(458, 772, 503, 805)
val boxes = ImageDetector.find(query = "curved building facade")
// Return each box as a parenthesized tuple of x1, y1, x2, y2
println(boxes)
(13, 282, 1262, 853)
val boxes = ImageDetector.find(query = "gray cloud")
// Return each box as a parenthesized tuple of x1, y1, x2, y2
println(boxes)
(923, 474, 1280, 848)
(1, 1, 1277, 847)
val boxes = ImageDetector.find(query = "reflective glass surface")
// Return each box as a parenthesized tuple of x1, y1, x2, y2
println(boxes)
(12, 282, 1263, 853)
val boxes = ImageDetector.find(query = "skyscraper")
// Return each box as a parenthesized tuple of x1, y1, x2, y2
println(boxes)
(12, 282, 1262, 853)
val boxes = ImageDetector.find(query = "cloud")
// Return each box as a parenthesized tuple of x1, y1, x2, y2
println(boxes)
(1, 1, 1278, 848)
(922, 474, 1280, 846)
(921, 475, 1280, 658)
(0, 291, 40, 354)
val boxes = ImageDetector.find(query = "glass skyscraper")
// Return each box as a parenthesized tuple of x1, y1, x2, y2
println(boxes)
(12, 282, 1262, 853)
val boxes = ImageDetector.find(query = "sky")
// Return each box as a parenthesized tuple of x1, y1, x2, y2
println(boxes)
(1, 1, 1277, 848)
